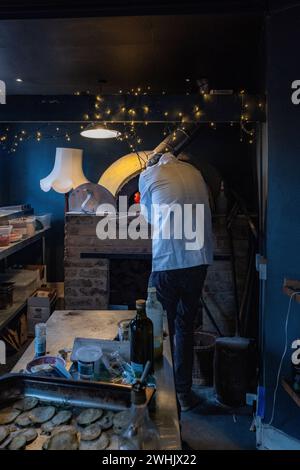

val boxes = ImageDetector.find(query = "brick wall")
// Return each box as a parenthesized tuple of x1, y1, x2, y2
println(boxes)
(64, 214, 250, 336)
(64, 214, 151, 310)
(203, 215, 250, 336)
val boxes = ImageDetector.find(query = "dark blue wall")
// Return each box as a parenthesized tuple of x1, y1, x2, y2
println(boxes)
(263, 9, 300, 438)
(1, 122, 255, 281)
(1, 123, 164, 280)
(0, 158, 5, 204)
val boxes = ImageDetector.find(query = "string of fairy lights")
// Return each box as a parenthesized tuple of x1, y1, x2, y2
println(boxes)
(0, 87, 264, 155)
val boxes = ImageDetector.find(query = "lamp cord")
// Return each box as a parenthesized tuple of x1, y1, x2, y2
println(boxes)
(267, 291, 300, 426)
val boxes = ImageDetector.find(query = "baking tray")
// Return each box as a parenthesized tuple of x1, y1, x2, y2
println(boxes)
(0, 373, 155, 450)
(0, 373, 154, 411)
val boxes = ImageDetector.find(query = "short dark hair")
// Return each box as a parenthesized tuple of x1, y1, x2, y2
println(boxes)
(147, 153, 163, 167)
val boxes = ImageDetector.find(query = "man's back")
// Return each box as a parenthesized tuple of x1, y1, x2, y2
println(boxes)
(139, 153, 213, 272)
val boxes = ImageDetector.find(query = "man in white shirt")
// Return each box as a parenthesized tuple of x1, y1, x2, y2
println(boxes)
(139, 152, 213, 411)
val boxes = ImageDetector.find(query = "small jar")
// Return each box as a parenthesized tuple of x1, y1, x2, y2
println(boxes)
(34, 323, 47, 357)
(76, 346, 102, 381)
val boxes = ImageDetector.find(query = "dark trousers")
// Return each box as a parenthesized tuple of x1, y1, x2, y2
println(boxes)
(149, 264, 208, 394)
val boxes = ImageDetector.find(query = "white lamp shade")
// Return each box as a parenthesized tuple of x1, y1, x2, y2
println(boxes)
(40, 148, 89, 194)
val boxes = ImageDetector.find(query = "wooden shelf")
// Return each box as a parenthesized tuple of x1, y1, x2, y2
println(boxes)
(0, 228, 50, 332)
(282, 378, 300, 407)
(0, 228, 49, 262)
(0, 300, 27, 332)
(283, 279, 300, 303)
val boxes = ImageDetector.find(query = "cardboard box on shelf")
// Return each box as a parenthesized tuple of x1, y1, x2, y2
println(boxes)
(24, 265, 47, 285)
(27, 287, 57, 335)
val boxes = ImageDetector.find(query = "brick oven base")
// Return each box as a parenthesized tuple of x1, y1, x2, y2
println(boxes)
(64, 213, 251, 336)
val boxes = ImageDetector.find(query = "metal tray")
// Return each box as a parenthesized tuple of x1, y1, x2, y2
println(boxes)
(0, 373, 156, 450)
(70, 338, 130, 362)
(0, 373, 154, 411)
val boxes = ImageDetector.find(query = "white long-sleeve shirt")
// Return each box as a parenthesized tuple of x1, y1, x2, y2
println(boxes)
(139, 153, 213, 272)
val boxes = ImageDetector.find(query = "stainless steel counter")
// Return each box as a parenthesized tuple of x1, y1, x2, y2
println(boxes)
(13, 309, 181, 450)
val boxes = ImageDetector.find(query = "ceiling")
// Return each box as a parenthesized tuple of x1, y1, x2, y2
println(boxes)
(0, 1, 269, 19)
(0, 14, 265, 95)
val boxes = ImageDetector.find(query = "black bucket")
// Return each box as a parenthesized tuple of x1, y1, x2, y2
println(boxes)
(214, 336, 256, 407)
(192, 331, 216, 386)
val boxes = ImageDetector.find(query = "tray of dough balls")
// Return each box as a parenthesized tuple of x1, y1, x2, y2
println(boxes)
(0, 373, 154, 450)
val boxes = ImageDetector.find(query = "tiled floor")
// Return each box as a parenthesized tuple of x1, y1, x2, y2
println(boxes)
(181, 387, 256, 450)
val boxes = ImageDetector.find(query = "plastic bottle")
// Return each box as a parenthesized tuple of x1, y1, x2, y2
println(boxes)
(34, 323, 46, 357)
(119, 381, 160, 450)
(146, 287, 163, 359)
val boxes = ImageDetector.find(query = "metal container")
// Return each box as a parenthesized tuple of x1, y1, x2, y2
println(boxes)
(0, 373, 154, 411)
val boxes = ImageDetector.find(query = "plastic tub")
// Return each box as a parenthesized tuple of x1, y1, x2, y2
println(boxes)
(36, 214, 51, 230)
(75, 346, 103, 381)
(9, 219, 27, 238)
(26, 355, 66, 374)
(10, 228, 23, 243)
(0, 226, 12, 247)
(25, 217, 36, 237)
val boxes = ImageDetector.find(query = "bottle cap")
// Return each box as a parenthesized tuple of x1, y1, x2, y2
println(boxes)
(136, 299, 146, 310)
(147, 287, 156, 293)
(35, 323, 46, 336)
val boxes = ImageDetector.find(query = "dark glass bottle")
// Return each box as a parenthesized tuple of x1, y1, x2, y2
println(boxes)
(130, 299, 154, 376)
